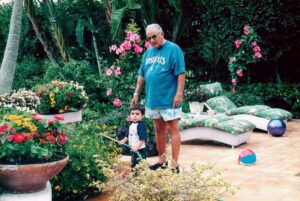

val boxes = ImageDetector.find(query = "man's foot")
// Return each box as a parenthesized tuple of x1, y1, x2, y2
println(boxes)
(171, 166, 180, 174)
(149, 161, 168, 170)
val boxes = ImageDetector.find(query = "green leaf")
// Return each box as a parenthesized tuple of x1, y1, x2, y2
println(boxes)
(111, 7, 127, 39)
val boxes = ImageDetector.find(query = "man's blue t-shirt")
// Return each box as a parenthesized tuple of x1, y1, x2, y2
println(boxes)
(138, 40, 185, 109)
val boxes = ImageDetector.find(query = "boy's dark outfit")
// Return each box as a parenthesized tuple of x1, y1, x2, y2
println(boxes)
(127, 120, 148, 168)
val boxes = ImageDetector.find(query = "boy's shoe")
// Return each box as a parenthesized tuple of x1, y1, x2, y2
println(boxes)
(171, 166, 180, 174)
(149, 161, 168, 170)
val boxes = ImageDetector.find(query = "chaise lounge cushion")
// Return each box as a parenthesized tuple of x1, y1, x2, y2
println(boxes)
(255, 108, 293, 120)
(226, 105, 271, 115)
(179, 114, 254, 135)
(206, 96, 237, 113)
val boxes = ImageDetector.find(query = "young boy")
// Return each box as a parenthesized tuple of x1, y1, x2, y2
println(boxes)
(119, 103, 148, 169)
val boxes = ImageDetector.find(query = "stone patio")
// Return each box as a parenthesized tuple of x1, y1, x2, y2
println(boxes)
(88, 119, 300, 201)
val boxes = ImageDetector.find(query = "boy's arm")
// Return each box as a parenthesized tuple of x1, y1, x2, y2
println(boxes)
(132, 140, 145, 152)
(118, 137, 128, 145)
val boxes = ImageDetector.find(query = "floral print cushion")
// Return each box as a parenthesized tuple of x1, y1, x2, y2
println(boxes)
(200, 82, 224, 98)
(213, 120, 255, 135)
(255, 108, 293, 120)
(196, 115, 231, 128)
(179, 114, 253, 135)
(206, 96, 237, 113)
(226, 105, 271, 116)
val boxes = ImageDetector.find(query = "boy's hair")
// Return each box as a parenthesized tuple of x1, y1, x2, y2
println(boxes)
(130, 103, 145, 115)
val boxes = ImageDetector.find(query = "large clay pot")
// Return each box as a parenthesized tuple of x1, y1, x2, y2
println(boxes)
(0, 154, 69, 193)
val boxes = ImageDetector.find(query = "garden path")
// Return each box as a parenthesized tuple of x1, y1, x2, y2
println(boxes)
(88, 119, 300, 201)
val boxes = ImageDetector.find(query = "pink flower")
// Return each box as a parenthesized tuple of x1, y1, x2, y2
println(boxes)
(32, 115, 42, 121)
(244, 25, 249, 35)
(144, 41, 151, 49)
(130, 33, 141, 43)
(116, 47, 126, 55)
(253, 46, 261, 52)
(254, 52, 262, 58)
(231, 79, 237, 86)
(231, 88, 236, 93)
(126, 31, 133, 40)
(113, 98, 122, 107)
(114, 67, 121, 75)
(134, 44, 143, 53)
(235, 39, 242, 48)
(229, 57, 236, 63)
(0, 125, 9, 134)
(121, 40, 132, 50)
(106, 69, 113, 76)
(109, 45, 117, 52)
(236, 69, 243, 77)
(251, 41, 257, 47)
(106, 89, 112, 96)
(126, 116, 132, 122)
(53, 114, 64, 121)
(48, 120, 54, 126)
(5, 135, 14, 142)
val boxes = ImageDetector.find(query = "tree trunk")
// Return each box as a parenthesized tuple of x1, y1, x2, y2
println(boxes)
(24, 0, 56, 63)
(89, 18, 102, 76)
(0, 0, 23, 94)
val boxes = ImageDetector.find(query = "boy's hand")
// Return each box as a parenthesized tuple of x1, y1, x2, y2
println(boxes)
(131, 146, 138, 153)
(118, 139, 125, 145)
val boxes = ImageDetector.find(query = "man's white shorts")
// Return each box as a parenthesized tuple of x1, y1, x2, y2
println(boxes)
(145, 107, 182, 121)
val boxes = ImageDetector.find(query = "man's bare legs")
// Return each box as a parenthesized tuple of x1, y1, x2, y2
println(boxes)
(166, 119, 181, 168)
(153, 119, 167, 164)
(153, 118, 181, 168)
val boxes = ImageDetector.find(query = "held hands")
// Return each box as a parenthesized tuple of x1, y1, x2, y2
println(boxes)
(131, 146, 139, 153)
(131, 95, 139, 107)
(118, 139, 127, 145)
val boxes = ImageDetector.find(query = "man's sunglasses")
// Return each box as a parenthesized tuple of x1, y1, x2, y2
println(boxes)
(147, 32, 161, 41)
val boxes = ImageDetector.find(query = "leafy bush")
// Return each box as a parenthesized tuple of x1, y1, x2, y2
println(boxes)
(103, 161, 235, 201)
(52, 122, 120, 201)
(34, 80, 89, 114)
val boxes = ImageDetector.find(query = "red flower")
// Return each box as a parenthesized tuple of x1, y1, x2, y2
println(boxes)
(0, 125, 9, 135)
(48, 119, 54, 126)
(53, 115, 64, 121)
(58, 134, 68, 145)
(13, 133, 26, 143)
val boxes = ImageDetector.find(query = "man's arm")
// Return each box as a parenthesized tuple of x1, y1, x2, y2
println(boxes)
(173, 73, 186, 108)
(131, 76, 145, 107)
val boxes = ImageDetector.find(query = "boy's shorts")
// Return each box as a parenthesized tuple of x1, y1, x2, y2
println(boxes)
(145, 107, 182, 121)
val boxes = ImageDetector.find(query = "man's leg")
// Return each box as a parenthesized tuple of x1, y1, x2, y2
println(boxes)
(166, 119, 181, 168)
(153, 118, 167, 164)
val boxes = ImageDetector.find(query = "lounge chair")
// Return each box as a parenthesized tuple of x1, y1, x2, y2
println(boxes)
(179, 113, 254, 148)
(190, 82, 293, 131)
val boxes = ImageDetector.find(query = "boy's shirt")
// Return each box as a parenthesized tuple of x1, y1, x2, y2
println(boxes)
(127, 121, 148, 149)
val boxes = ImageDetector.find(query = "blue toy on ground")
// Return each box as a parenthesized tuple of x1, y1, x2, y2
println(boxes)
(267, 119, 286, 137)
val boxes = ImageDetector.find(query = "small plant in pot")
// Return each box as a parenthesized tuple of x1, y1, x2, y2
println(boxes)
(34, 80, 89, 123)
(0, 111, 69, 193)
(34, 80, 88, 115)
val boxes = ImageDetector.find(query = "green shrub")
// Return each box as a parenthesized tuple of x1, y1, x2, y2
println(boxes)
(52, 122, 120, 201)
(103, 161, 235, 201)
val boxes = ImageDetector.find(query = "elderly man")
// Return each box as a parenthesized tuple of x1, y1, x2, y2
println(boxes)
(131, 23, 185, 173)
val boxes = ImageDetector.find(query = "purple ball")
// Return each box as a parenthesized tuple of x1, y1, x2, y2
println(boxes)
(267, 119, 286, 137)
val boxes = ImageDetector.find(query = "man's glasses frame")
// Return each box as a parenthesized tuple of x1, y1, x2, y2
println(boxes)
(147, 32, 161, 41)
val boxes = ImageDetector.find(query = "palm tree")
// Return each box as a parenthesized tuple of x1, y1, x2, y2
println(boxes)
(0, 0, 23, 94)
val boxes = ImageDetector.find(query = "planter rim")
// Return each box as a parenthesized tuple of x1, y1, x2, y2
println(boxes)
(0, 154, 69, 168)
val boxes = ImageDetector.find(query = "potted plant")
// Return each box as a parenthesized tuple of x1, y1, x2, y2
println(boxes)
(34, 80, 89, 123)
(0, 111, 69, 193)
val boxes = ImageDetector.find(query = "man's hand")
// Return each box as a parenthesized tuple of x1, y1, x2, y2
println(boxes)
(173, 93, 182, 108)
(131, 95, 139, 107)
(131, 146, 138, 153)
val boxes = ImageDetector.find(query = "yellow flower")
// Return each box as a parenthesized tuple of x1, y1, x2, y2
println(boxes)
(54, 185, 61, 191)
(58, 109, 64, 113)
(49, 92, 56, 108)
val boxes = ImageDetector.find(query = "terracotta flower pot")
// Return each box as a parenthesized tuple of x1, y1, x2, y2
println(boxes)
(0, 154, 69, 193)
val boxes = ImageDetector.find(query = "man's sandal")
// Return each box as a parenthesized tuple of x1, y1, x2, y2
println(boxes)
(149, 161, 168, 170)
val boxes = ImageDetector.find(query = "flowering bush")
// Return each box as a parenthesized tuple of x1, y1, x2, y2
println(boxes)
(228, 25, 263, 93)
(105, 22, 150, 107)
(34, 80, 88, 114)
(0, 88, 40, 112)
(0, 112, 68, 164)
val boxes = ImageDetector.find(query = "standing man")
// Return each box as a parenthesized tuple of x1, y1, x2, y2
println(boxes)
(131, 24, 185, 173)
